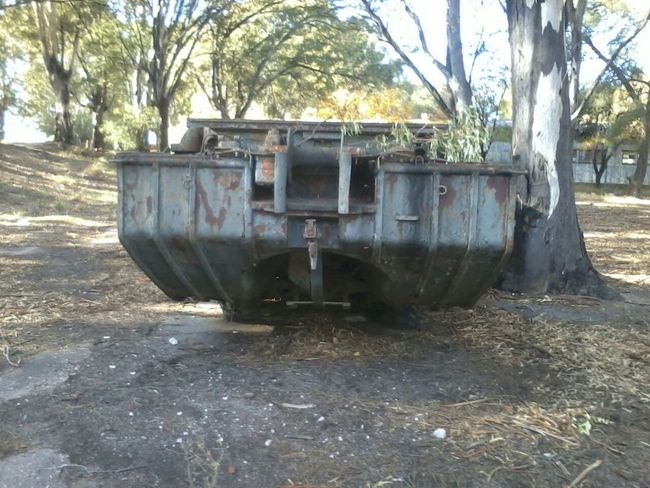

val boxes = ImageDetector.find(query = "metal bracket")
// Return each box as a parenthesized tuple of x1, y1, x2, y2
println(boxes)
(303, 219, 324, 307)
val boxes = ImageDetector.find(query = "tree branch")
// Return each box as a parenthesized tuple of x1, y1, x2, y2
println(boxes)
(360, 0, 452, 117)
(575, 11, 650, 120)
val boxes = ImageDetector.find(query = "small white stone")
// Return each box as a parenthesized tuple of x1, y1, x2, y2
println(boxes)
(108, 365, 116, 369)
(264, 439, 272, 447)
(168, 337, 179, 345)
(177, 411, 183, 416)
(433, 428, 447, 440)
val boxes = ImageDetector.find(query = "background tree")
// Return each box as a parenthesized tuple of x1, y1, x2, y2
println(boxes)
(121, 0, 210, 150)
(569, 1, 649, 124)
(200, 0, 399, 120)
(586, 40, 650, 195)
(502, 0, 610, 297)
(577, 82, 640, 185)
(0, 5, 21, 141)
(29, 1, 101, 144)
(75, 12, 132, 149)
(357, 0, 509, 162)
(359, 0, 472, 117)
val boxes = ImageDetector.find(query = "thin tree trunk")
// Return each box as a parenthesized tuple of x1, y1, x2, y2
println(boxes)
(592, 146, 608, 187)
(92, 106, 106, 150)
(49, 67, 74, 145)
(502, 0, 612, 298)
(629, 99, 650, 196)
(158, 100, 170, 151)
(60, 84, 74, 144)
(0, 105, 5, 141)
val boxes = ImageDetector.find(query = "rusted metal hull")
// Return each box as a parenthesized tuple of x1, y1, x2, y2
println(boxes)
(115, 119, 522, 315)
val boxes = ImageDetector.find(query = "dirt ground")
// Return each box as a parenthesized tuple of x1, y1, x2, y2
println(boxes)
(0, 143, 649, 488)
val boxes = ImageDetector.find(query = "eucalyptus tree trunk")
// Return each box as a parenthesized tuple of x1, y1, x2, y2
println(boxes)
(502, 0, 611, 297)
(566, 0, 586, 111)
(50, 69, 74, 145)
(445, 0, 472, 113)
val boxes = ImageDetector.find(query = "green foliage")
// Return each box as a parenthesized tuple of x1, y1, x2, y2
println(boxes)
(316, 85, 422, 122)
(579, 81, 643, 147)
(427, 109, 491, 163)
(201, 0, 400, 119)
(370, 108, 490, 163)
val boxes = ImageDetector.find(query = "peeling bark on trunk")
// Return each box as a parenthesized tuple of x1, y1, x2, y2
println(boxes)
(446, 0, 472, 113)
(502, 0, 612, 298)
(566, 0, 585, 112)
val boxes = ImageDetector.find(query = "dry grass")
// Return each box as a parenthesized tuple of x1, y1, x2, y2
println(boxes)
(577, 194, 650, 289)
(453, 306, 650, 404)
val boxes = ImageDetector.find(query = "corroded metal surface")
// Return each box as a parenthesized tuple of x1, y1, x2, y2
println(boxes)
(114, 120, 524, 314)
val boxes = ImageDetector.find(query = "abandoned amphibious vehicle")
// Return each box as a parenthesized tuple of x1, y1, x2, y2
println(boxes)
(113, 119, 522, 319)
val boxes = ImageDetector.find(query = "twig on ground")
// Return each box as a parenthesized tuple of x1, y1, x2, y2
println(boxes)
(592, 438, 625, 456)
(52, 463, 149, 475)
(444, 398, 489, 407)
(566, 459, 603, 488)
(3, 345, 21, 367)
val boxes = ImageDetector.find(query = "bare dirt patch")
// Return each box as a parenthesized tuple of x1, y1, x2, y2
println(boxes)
(1, 143, 649, 487)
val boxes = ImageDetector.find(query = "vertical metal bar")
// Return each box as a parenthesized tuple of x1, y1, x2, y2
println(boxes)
(310, 249, 324, 307)
(338, 150, 352, 214)
(274, 151, 288, 213)
(416, 172, 441, 296)
(372, 169, 385, 266)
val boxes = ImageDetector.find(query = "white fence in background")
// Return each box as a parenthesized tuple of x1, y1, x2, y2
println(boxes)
(485, 141, 650, 186)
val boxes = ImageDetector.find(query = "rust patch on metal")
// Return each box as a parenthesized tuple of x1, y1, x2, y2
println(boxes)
(254, 224, 267, 234)
(486, 176, 508, 206)
(229, 177, 240, 191)
(196, 181, 226, 229)
(214, 172, 242, 192)
(256, 158, 275, 184)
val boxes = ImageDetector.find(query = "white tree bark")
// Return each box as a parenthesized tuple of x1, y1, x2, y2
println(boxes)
(503, 0, 611, 297)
